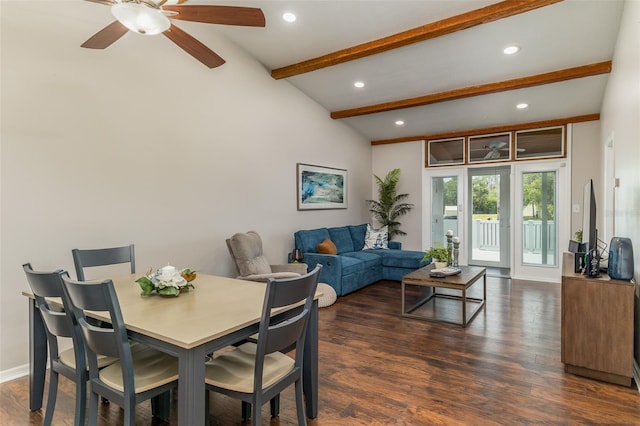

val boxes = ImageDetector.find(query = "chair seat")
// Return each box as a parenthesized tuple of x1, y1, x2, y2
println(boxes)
(204, 343, 294, 393)
(99, 345, 179, 393)
(59, 347, 117, 370)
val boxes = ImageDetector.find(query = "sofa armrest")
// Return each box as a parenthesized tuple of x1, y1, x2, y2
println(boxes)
(237, 271, 301, 282)
(271, 263, 308, 275)
(389, 241, 402, 250)
(298, 253, 343, 295)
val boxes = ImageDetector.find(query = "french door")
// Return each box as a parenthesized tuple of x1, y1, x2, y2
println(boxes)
(467, 166, 511, 269)
(513, 160, 569, 282)
(425, 168, 465, 264)
(424, 160, 570, 282)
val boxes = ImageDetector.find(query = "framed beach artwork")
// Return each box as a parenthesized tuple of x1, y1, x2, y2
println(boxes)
(297, 163, 347, 210)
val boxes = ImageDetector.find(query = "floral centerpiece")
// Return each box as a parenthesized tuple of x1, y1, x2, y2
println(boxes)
(136, 264, 196, 297)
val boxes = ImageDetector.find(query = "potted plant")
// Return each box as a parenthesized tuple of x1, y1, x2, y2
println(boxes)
(366, 168, 413, 240)
(423, 245, 451, 269)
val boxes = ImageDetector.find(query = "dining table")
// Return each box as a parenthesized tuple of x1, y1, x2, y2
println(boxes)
(25, 273, 319, 426)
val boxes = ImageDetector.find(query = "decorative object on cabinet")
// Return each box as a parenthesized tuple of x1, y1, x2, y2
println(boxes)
(608, 237, 634, 281)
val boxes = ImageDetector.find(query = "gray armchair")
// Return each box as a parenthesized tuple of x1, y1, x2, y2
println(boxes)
(226, 231, 307, 282)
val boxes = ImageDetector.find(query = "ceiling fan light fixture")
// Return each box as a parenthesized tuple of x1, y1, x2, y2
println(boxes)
(111, 2, 170, 35)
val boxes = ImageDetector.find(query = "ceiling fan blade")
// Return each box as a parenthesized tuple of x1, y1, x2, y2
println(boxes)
(484, 150, 499, 160)
(163, 24, 225, 68)
(81, 21, 129, 49)
(162, 5, 266, 27)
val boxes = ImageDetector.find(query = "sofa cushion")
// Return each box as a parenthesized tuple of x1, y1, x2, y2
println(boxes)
(328, 226, 354, 254)
(339, 255, 365, 276)
(295, 228, 330, 254)
(317, 238, 338, 255)
(343, 251, 383, 270)
(363, 224, 388, 250)
(374, 249, 427, 269)
(348, 224, 367, 251)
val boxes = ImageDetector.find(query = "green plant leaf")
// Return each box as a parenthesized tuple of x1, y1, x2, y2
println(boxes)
(366, 168, 413, 240)
(136, 277, 154, 296)
(158, 286, 180, 297)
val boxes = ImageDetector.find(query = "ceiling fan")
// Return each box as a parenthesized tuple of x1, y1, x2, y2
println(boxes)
(81, 0, 265, 68)
(471, 139, 525, 160)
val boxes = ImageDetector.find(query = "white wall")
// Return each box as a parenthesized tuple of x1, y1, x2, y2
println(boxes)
(599, 0, 640, 368)
(569, 121, 601, 238)
(371, 140, 424, 251)
(0, 2, 372, 373)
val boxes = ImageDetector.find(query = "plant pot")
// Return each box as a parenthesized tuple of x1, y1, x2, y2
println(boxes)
(434, 261, 448, 269)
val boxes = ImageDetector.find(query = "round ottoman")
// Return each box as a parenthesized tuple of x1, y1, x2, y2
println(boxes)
(316, 283, 337, 307)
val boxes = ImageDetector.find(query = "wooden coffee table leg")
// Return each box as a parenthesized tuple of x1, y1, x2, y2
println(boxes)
(462, 289, 467, 326)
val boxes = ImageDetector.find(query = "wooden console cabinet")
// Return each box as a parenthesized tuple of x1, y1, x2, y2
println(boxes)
(561, 269, 635, 386)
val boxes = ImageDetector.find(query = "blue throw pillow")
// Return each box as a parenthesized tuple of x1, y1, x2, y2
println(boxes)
(363, 224, 388, 250)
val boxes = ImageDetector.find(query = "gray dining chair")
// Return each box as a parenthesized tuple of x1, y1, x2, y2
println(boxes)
(72, 244, 135, 281)
(22, 263, 116, 426)
(60, 275, 179, 426)
(204, 264, 322, 426)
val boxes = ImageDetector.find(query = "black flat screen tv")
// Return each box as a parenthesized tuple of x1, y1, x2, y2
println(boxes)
(582, 179, 597, 252)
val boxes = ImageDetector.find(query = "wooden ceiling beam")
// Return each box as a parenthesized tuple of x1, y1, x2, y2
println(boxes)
(331, 61, 611, 119)
(370, 113, 600, 145)
(271, 0, 563, 80)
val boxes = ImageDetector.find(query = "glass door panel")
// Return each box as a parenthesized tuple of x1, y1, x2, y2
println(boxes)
(431, 175, 459, 247)
(521, 171, 557, 266)
(468, 166, 510, 267)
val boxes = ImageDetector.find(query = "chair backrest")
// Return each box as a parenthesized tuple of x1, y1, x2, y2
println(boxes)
(72, 244, 135, 280)
(22, 263, 85, 369)
(226, 231, 272, 277)
(60, 275, 135, 389)
(253, 264, 322, 385)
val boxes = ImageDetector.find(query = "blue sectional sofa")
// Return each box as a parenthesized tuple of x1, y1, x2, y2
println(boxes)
(294, 224, 429, 296)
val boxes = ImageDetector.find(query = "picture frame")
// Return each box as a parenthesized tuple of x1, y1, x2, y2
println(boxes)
(297, 163, 347, 210)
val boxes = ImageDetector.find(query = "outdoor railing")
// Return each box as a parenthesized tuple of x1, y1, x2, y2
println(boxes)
(471, 219, 555, 253)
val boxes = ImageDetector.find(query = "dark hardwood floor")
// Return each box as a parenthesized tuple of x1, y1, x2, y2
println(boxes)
(3, 277, 640, 425)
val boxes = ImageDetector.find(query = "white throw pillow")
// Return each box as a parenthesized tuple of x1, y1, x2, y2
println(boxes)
(363, 224, 389, 250)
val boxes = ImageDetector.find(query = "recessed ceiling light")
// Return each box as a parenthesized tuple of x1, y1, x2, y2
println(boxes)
(395, 120, 405, 126)
(503, 45, 520, 55)
(354, 81, 365, 88)
(282, 12, 296, 23)
(517, 103, 529, 109)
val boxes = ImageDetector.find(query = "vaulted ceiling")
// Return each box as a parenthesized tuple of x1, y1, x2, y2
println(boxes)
(206, 0, 624, 143)
(31, 0, 626, 144)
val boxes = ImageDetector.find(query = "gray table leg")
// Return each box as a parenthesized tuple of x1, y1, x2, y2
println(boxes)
(177, 347, 207, 426)
(303, 300, 319, 418)
(29, 299, 47, 411)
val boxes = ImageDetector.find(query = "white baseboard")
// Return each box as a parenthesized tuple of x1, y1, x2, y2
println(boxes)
(0, 364, 30, 383)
